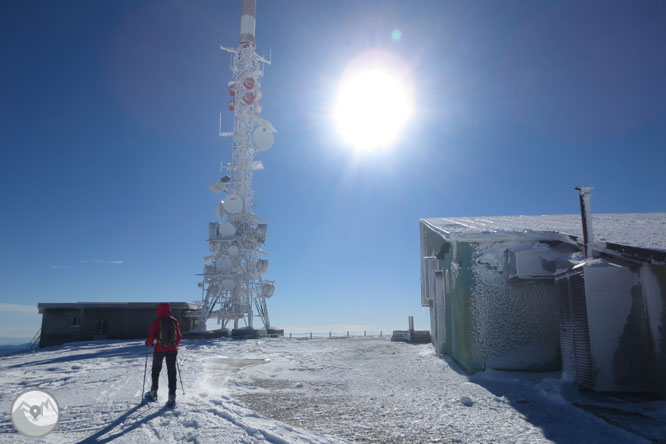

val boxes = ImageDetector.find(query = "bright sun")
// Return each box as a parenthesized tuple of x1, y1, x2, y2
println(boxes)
(334, 68, 413, 152)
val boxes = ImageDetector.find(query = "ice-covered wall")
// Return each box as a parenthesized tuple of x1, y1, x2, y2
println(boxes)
(421, 221, 578, 373)
(641, 263, 666, 397)
(470, 241, 564, 371)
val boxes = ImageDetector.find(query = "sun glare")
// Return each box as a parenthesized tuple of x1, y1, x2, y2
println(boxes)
(334, 68, 413, 152)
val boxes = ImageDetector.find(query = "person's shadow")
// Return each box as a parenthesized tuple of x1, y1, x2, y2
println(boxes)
(75, 403, 168, 443)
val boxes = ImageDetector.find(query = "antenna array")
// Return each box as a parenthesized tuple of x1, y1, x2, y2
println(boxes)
(197, 0, 275, 332)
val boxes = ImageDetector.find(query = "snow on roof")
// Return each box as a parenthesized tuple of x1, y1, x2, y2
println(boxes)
(37, 302, 202, 313)
(422, 213, 666, 253)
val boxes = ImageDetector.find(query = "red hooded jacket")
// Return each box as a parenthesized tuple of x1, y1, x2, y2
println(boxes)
(146, 303, 182, 352)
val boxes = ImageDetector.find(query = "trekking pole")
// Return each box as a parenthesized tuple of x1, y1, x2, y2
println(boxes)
(141, 346, 149, 403)
(176, 356, 185, 395)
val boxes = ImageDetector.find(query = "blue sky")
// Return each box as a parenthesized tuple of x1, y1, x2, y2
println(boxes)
(1, 0, 665, 342)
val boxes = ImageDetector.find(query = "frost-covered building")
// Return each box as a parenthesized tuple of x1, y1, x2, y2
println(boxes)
(38, 302, 201, 347)
(420, 213, 666, 397)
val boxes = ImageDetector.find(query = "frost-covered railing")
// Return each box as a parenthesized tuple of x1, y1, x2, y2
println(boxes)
(286, 331, 385, 339)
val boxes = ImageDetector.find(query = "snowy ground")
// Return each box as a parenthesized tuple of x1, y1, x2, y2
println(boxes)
(1, 337, 665, 443)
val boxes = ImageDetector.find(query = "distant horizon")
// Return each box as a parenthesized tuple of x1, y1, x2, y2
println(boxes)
(4, 208, 666, 343)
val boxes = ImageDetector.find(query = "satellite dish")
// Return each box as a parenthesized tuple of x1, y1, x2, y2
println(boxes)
(207, 176, 231, 194)
(252, 115, 276, 132)
(253, 126, 274, 151)
(209, 222, 220, 239)
(261, 282, 275, 299)
(243, 77, 255, 90)
(217, 221, 236, 238)
(222, 195, 243, 214)
(215, 256, 232, 273)
(228, 244, 240, 256)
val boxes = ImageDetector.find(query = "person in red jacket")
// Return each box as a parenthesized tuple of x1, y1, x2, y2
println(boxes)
(145, 303, 182, 407)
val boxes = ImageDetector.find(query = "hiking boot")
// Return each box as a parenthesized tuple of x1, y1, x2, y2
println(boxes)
(166, 394, 176, 408)
(144, 390, 157, 402)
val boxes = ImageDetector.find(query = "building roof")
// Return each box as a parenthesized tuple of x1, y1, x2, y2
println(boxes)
(422, 213, 666, 263)
(38, 302, 202, 314)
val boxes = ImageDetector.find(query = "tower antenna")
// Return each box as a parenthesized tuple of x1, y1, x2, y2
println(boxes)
(196, 0, 276, 336)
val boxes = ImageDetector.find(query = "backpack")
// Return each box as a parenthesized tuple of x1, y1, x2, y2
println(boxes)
(158, 317, 177, 348)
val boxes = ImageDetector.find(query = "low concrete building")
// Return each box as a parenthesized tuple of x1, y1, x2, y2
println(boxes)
(37, 302, 201, 347)
(420, 213, 666, 397)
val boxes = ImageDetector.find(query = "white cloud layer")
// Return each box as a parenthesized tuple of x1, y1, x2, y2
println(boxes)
(0, 303, 38, 314)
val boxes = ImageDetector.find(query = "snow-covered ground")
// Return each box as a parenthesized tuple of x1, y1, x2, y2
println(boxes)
(1, 337, 664, 443)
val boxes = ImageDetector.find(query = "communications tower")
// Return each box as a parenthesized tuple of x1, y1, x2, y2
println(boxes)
(197, 0, 276, 334)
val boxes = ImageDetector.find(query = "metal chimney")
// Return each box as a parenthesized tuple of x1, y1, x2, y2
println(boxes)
(575, 186, 594, 258)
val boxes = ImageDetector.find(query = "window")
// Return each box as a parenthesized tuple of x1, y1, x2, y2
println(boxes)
(71, 317, 80, 329)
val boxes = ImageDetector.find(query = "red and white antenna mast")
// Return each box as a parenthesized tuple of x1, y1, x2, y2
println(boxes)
(197, 0, 276, 334)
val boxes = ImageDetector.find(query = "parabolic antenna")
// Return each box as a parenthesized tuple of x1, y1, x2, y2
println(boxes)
(207, 176, 231, 194)
(218, 221, 236, 238)
(222, 194, 243, 214)
(215, 256, 232, 273)
(252, 126, 274, 151)
(262, 282, 275, 298)
(228, 244, 240, 256)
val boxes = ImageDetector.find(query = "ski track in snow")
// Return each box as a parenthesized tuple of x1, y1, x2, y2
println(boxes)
(0, 338, 658, 443)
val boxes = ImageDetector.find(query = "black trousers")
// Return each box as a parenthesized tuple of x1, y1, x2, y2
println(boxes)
(151, 349, 177, 397)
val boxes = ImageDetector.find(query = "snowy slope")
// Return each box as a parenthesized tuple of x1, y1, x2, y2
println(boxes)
(0, 340, 347, 444)
(0, 338, 662, 443)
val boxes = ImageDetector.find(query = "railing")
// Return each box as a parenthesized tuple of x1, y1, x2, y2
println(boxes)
(286, 331, 384, 339)
(25, 328, 41, 353)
